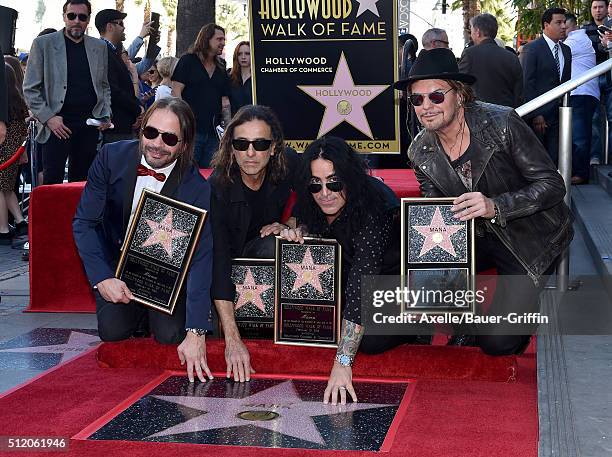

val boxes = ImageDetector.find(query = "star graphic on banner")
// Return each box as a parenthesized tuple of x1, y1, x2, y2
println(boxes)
(235, 268, 273, 313)
(412, 207, 464, 257)
(0, 331, 100, 363)
(298, 53, 388, 139)
(355, 0, 380, 17)
(147, 380, 392, 445)
(141, 209, 189, 257)
(285, 248, 333, 294)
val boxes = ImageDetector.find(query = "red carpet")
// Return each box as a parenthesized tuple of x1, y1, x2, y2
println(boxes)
(97, 338, 518, 382)
(0, 339, 537, 457)
(26, 170, 420, 313)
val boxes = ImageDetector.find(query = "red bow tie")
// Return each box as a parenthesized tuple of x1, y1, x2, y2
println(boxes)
(137, 164, 166, 182)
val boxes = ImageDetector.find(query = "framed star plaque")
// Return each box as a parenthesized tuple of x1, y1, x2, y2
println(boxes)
(115, 189, 208, 314)
(401, 198, 476, 314)
(274, 237, 342, 347)
(232, 258, 275, 339)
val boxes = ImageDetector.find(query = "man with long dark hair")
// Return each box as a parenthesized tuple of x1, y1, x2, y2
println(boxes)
(395, 48, 573, 356)
(73, 98, 215, 383)
(280, 136, 424, 405)
(209, 104, 299, 382)
(172, 23, 231, 167)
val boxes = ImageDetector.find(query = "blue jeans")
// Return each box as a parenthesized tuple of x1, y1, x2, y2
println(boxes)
(194, 131, 220, 168)
(571, 95, 599, 180)
(590, 74, 612, 161)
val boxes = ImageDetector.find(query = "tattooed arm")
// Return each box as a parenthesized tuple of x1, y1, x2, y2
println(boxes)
(322, 319, 364, 405)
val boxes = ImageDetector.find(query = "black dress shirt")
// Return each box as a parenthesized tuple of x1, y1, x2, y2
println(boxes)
(304, 177, 399, 325)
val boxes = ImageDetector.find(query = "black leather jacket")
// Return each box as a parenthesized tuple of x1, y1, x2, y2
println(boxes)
(408, 101, 573, 284)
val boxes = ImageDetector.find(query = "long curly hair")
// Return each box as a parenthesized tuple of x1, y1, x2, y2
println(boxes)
(295, 136, 388, 235)
(189, 23, 225, 69)
(210, 105, 287, 186)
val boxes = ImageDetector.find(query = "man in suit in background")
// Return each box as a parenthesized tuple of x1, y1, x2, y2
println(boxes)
(0, 45, 6, 145)
(23, 0, 112, 184)
(520, 7, 572, 164)
(73, 97, 215, 383)
(459, 13, 523, 108)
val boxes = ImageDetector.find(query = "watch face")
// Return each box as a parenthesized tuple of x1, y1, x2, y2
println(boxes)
(339, 354, 351, 366)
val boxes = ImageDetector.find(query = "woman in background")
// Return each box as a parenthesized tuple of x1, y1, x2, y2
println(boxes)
(228, 41, 252, 117)
(0, 64, 28, 243)
(155, 56, 178, 101)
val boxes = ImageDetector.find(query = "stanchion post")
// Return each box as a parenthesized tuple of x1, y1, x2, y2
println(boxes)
(556, 93, 572, 292)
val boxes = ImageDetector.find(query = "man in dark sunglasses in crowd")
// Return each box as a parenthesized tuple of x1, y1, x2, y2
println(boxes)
(23, 0, 112, 185)
(73, 98, 215, 383)
(208, 105, 300, 383)
(395, 47, 573, 355)
(96, 8, 143, 143)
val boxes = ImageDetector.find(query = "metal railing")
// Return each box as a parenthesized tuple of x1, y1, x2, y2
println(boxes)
(515, 58, 612, 291)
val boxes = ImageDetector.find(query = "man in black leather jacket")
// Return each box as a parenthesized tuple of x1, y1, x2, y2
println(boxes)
(394, 48, 573, 355)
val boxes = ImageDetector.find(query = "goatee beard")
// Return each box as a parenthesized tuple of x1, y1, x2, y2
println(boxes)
(67, 28, 84, 40)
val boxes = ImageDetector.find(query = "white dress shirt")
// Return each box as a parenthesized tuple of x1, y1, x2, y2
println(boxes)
(563, 29, 600, 99)
(128, 156, 177, 229)
(543, 33, 565, 79)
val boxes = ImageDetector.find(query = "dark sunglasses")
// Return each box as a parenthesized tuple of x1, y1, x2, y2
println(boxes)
(142, 126, 182, 147)
(308, 181, 344, 194)
(232, 138, 272, 151)
(147, 69, 158, 74)
(66, 12, 89, 22)
(409, 88, 454, 106)
(111, 20, 125, 27)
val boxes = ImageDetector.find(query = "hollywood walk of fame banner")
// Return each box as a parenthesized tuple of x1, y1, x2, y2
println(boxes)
(249, 0, 399, 153)
(401, 198, 476, 314)
(116, 190, 208, 315)
(274, 237, 342, 347)
(231, 258, 275, 339)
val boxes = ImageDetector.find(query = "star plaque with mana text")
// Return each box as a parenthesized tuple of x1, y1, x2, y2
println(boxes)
(232, 259, 275, 339)
(275, 237, 342, 347)
(401, 198, 476, 313)
(116, 190, 208, 315)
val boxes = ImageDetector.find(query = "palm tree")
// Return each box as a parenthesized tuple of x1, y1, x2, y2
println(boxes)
(176, 0, 215, 57)
(511, 0, 589, 39)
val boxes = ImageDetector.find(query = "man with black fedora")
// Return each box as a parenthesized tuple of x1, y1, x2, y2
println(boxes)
(395, 48, 573, 355)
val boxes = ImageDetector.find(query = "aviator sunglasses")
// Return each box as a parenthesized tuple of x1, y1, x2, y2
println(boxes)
(142, 126, 182, 147)
(308, 180, 344, 194)
(66, 12, 89, 22)
(232, 139, 272, 151)
(409, 88, 454, 106)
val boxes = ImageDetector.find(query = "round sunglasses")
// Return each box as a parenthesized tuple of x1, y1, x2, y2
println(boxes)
(142, 126, 182, 147)
(66, 12, 89, 22)
(232, 139, 272, 151)
(308, 180, 344, 194)
(409, 88, 454, 106)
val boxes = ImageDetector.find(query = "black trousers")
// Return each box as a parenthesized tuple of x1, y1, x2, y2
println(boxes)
(42, 126, 100, 184)
(95, 290, 187, 345)
(359, 230, 555, 356)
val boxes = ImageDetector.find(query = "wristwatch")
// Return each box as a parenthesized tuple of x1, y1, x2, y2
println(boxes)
(335, 353, 354, 367)
(186, 328, 206, 337)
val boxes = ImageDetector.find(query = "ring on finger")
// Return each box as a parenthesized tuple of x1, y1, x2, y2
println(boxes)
(338, 386, 346, 390)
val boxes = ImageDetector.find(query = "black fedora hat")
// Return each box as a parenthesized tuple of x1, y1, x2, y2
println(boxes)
(393, 48, 476, 90)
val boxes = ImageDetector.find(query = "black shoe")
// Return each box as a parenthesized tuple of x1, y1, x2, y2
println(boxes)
(447, 334, 478, 347)
(0, 229, 15, 245)
(15, 221, 28, 237)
